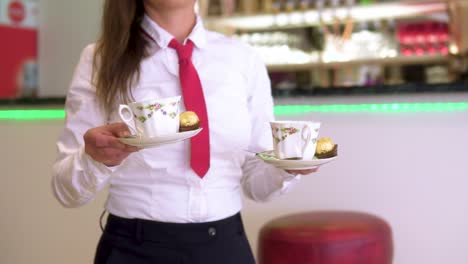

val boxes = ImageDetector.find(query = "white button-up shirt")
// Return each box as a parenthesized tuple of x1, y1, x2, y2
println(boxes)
(52, 15, 301, 223)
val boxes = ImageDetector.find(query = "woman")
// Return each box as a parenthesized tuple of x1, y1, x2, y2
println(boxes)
(52, 0, 317, 263)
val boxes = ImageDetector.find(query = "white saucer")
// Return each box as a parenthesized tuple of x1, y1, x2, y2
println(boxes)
(118, 128, 202, 148)
(256, 150, 337, 170)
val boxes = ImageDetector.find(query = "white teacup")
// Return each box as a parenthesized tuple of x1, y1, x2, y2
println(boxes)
(270, 121, 318, 160)
(119, 96, 181, 138)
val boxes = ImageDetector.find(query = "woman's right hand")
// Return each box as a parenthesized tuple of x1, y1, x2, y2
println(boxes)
(84, 123, 140, 167)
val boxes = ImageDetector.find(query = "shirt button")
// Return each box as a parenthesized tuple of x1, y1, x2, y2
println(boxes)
(208, 227, 216, 237)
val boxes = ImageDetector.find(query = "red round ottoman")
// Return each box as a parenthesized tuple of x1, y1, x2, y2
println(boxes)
(258, 211, 393, 264)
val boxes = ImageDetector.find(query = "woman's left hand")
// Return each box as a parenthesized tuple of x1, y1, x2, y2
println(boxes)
(285, 166, 319, 175)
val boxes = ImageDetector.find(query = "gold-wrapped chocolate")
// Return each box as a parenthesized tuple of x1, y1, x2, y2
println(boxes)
(179, 111, 200, 132)
(316, 137, 334, 154)
(315, 137, 338, 159)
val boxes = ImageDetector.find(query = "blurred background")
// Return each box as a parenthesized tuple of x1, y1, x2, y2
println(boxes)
(1, 0, 467, 263)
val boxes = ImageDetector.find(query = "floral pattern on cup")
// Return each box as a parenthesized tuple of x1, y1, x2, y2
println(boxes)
(137, 103, 163, 112)
(133, 102, 178, 124)
(272, 127, 299, 144)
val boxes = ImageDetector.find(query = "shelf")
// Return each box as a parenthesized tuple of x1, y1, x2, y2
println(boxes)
(273, 82, 468, 97)
(205, 1, 447, 32)
(266, 54, 449, 72)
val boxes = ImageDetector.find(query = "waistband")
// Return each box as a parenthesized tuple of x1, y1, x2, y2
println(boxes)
(104, 212, 245, 244)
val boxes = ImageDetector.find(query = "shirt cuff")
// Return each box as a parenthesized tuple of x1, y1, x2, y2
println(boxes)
(271, 166, 302, 198)
(78, 146, 116, 184)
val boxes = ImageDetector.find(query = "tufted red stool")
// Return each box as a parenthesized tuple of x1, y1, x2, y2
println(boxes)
(258, 211, 393, 264)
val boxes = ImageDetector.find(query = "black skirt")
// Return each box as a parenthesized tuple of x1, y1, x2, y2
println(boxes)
(94, 212, 256, 264)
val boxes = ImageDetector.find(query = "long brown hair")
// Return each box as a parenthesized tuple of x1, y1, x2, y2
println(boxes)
(93, 0, 148, 114)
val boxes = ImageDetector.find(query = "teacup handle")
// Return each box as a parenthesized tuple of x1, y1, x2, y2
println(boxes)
(301, 124, 312, 156)
(118, 104, 137, 136)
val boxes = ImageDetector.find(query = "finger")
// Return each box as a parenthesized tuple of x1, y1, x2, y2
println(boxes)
(95, 134, 127, 149)
(294, 170, 317, 174)
(114, 152, 131, 161)
(124, 145, 141, 152)
(100, 154, 128, 167)
(105, 122, 132, 137)
(285, 167, 319, 175)
(100, 148, 126, 158)
(103, 159, 121, 167)
(304, 167, 319, 173)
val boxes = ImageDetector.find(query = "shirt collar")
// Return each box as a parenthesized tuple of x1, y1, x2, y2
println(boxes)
(141, 14, 207, 50)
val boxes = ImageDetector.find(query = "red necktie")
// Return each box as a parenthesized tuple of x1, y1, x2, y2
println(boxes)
(169, 39, 210, 178)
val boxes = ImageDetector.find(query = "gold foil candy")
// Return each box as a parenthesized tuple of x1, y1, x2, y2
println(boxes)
(180, 111, 199, 126)
(316, 137, 335, 154)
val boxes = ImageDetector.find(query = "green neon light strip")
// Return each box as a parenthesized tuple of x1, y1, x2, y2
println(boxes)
(0, 110, 65, 120)
(0, 102, 467, 120)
